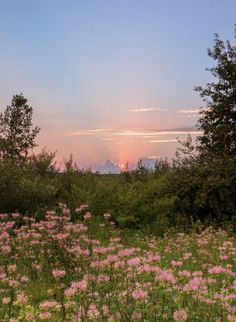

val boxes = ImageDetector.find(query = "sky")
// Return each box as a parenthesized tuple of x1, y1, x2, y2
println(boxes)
(0, 0, 235, 168)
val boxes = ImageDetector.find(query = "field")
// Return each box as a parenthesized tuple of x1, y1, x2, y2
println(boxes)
(0, 204, 235, 321)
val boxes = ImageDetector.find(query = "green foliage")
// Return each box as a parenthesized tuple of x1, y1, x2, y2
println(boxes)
(195, 34, 236, 159)
(0, 154, 57, 214)
(0, 94, 40, 161)
(171, 156, 236, 226)
(172, 35, 236, 229)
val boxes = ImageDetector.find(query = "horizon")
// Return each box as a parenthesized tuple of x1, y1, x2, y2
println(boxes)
(0, 1, 235, 168)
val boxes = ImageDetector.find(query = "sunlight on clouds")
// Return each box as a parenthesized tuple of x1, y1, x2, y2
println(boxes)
(68, 129, 111, 136)
(147, 139, 178, 143)
(129, 107, 161, 112)
(177, 109, 199, 114)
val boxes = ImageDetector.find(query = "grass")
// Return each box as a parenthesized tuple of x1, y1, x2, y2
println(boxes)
(0, 204, 235, 321)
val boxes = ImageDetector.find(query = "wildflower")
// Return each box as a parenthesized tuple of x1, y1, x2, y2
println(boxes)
(146, 254, 161, 262)
(83, 212, 92, 220)
(97, 274, 110, 283)
(20, 275, 29, 283)
(118, 248, 135, 257)
(87, 304, 100, 319)
(127, 257, 141, 267)
(131, 289, 148, 300)
(227, 315, 236, 322)
(52, 269, 66, 278)
(107, 255, 119, 263)
(39, 300, 60, 309)
(39, 312, 52, 319)
(183, 277, 205, 292)
(171, 260, 183, 267)
(183, 252, 192, 260)
(16, 292, 28, 305)
(75, 204, 89, 213)
(76, 279, 88, 291)
(2, 297, 11, 304)
(8, 264, 17, 272)
(157, 270, 176, 284)
(192, 271, 203, 277)
(65, 287, 77, 297)
(197, 239, 208, 245)
(178, 270, 191, 278)
(173, 309, 188, 321)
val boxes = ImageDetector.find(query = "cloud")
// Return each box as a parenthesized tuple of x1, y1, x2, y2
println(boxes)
(177, 109, 199, 114)
(146, 156, 159, 159)
(129, 107, 161, 113)
(100, 137, 116, 141)
(113, 130, 201, 137)
(146, 139, 178, 143)
(68, 128, 111, 136)
(67, 128, 202, 140)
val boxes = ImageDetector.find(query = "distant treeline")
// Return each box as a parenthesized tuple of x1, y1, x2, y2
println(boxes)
(0, 154, 235, 234)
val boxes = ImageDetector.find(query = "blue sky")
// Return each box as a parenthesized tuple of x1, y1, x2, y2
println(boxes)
(0, 0, 235, 166)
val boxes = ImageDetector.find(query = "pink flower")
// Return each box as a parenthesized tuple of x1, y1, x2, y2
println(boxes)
(7, 264, 17, 273)
(146, 254, 161, 262)
(107, 255, 119, 263)
(39, 300, 60, 309)
(118, 248, 138, 257)
(64, 287, 77, 297)
(227, 314, 236, 322)
(183, 277, 205, 292)
(183, 252, 192, 260)
(87, 304, 100, 319)
(83, 212, 92, 220)
(16, 292, 28, 305)
(171, 260, 183, 267)
(52, 269, 66, 278)
(197, 239, 208, 245)
(97, 274, 110, 283)
(39, 312, 52, 320)
(132, 289, 148, 300)
(77, 279, 88, 291)
(173, 309, 188, 321)
(178, 270, 191, 278)
(208, 266, 233, 275)
(127, 257, 141, 267)
(157, 270, 176, 284)
(75, 204, 89, 213)
(2, 297, 11, 304)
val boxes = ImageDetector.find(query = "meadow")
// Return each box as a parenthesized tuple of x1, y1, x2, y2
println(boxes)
(0, 204, 235, 321)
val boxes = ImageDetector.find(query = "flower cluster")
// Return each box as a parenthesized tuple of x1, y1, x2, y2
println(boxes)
(0, 207, 235, 321)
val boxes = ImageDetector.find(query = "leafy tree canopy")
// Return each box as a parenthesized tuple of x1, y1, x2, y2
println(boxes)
(195, 34, 236, 159)
(0, 94, 40, 161)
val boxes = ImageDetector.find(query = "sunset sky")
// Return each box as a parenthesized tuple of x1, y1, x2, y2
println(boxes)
(0, 1, 235, 168)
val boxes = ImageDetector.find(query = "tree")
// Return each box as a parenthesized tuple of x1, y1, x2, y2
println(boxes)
(195, 34, 236, 159)
(0, 94, 40, 161)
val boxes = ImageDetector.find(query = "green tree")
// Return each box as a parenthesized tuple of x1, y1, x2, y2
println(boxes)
(195, 34, 236, 159)
(0, 94, 40, 161)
